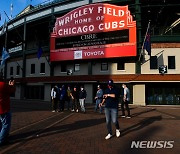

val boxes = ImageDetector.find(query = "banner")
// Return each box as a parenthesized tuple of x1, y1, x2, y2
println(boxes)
(1, 47, 10, 66)
(50, 3, 136, 61)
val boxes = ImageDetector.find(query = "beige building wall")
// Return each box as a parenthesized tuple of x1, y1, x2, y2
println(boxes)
(133, 84, 146, 105)
(54, 62, 89, 76)
(92, 62, 110, 75)
(92, 62, 136, 75)
(54, 62, 136, 76)
(141, 48, 180, 74)
(111, 63, 136, 74)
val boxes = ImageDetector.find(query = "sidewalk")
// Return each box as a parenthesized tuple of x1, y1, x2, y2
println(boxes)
(0, 100, 180, 154)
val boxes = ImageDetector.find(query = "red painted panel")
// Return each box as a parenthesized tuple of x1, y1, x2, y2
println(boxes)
(50, 3, 136, 61)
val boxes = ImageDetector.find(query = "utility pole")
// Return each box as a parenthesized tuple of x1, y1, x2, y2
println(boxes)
(22, 20, 26, 78)
(4, 22, 8, 79)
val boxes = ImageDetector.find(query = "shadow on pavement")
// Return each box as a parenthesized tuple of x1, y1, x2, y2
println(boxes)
(122, 125, 162, 154)
(121, 115, 162, 137)
(8, 116, 105, 144)
(131, 108, 156, 118)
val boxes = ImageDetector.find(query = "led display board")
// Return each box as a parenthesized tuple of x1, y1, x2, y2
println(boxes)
(50, 3, 136, 61)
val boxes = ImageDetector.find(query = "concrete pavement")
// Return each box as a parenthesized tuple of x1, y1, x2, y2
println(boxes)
(0, 100, 179, 154)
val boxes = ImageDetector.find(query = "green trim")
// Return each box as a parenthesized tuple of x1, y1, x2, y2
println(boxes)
(151, 35, 180, 43)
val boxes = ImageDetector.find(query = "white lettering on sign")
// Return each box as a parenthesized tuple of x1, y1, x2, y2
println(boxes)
(58, 25, 94, 36)
(98, 21, 125, 30)
(84, 51, 104, 57)
(81, 34, 97, 40)
(58, 7, 94, 26)
(97, 6, 125, 17)
(53, 4, 137, 38)
(75, 18, 91, 24)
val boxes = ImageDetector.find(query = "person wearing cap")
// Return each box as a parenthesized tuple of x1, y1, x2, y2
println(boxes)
(121, 84, 131, 118)
(94, 85, 103, 113)
(99, 80, 120, 140)
(79, 86, 87, 113)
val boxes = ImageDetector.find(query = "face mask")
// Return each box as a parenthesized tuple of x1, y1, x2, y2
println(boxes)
(122, 86, 125, 88)
(81, 88, 84, 91)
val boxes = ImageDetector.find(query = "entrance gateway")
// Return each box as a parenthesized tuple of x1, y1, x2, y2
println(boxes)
(49, 3, 137, 104)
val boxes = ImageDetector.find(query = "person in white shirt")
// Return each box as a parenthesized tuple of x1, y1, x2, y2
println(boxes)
(121, 84, 131, 118)
(51, 86, 58, 112)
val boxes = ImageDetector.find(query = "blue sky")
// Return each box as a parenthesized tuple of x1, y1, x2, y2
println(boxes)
(0, 0, 48, 26)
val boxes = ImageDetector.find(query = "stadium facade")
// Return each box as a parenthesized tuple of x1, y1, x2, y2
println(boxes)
(0, 0, 180, 105)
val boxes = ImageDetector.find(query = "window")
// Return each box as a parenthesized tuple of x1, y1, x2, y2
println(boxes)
(168, 56, 175, 69)
(40, 63, 45, 74)
(150, 56, 157, 69)
(74, 64, 80, 72)
(16, 65, 20, 75)
(10, 67, 13, 76)
(61, 63, 67, 72)
(31, 64, 35, 74)
(101, 63, 108, 71)
(117, 62, 125, 70)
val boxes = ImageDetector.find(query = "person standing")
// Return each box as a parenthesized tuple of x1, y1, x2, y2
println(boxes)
(99, 80, 120, 140)
(51, 86, 58, 112)
(59, 85, 66, 112)
(94, 85, 103, 113)
(0, 77, 16, 145)
(121, 84, 131, 118)
(79, 86, 87, 113)
(66, 85, 72, 111)
(71, 86, 79, 112)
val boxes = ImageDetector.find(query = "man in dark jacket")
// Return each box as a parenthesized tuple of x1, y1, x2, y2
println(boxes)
(79, 86, 87, 113)
(59, 85, 66, 111)
(0, 76, 16, 145)
(71, 86, 79, 112)
(99, 80, 120, 140)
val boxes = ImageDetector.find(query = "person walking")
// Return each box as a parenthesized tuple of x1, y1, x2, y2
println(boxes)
(94, 85, 103, 114)
(121, 84, 131, 118)
(71, 86, 79, 112)
(99, 80, 120, 140)
(79, 86, 87, 113)
(51, 86, 59, 112)
(0, 76, 16, 145)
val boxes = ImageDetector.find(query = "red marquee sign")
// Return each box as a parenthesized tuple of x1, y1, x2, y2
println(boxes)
(50, 3, 136, 61)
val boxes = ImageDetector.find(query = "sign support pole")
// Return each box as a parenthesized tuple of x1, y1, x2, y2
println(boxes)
(135, 0, 142, 74)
